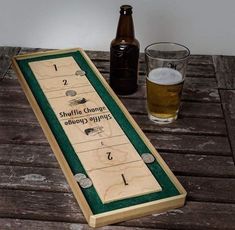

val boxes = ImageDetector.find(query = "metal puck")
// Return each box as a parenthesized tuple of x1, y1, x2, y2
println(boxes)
(79, 178, 93, 189)
(74, 173, 86, 183)
(65, 90, 77, 97)
(141, 153, 155, 164)
(75, 70, 86, 76)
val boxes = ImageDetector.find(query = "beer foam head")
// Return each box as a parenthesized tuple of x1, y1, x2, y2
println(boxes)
(148, 67, 183, 85)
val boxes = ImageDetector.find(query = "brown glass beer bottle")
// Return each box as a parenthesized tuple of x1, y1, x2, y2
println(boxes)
(110, 5, 139, 95)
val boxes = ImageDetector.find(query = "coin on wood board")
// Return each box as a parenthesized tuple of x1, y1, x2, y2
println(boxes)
(74, 173, 86, 183)
(65, 90, 77, 97)
(79, 178, 93, 189)
(75, 70, 86, 76)
(141, 153, 155, 164)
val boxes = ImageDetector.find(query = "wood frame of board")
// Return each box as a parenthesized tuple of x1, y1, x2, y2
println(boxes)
(12, 48, 186, 228)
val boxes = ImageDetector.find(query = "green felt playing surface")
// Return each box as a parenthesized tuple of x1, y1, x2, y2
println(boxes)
(17, 50, 180, 214)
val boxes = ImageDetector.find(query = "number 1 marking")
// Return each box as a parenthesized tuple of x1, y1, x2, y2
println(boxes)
(53, 64, 58, 71)
(121, 174, 128, 186)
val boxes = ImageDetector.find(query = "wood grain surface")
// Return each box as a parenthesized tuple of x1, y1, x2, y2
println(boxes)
(0, 47, 235, 229)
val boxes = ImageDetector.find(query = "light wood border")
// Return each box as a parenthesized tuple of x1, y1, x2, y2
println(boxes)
(12, 48, 186, 228)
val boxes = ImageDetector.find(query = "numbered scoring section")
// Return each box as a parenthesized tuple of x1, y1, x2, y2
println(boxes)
(29, 56, 79, 79)
(88, 161, 162, 203)
(29, 57, 162, 204)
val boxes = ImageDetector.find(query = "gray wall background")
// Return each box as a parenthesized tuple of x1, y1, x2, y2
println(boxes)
(0, 0, 234, 55)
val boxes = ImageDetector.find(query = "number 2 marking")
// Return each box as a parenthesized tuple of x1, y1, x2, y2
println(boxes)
(63, 79, 68, 85)
(121, 174, 128, 186)
(106, 152, 113, 160)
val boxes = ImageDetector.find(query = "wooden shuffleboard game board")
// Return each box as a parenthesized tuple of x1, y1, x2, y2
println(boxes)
(12, 48, 186, 227)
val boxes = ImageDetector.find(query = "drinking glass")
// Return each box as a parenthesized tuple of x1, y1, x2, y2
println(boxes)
(145, 42, 190, 124)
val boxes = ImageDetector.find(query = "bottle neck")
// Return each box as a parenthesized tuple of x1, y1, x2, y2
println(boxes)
(116, 14, 135, 39)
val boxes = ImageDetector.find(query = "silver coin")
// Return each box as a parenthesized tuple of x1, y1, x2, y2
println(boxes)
(79, 178, 93, 189)
(65, 90, 77, 97)
(75, 70, 86, 76)
(74, 173, 86, 183)
(141, 153, 155, 164)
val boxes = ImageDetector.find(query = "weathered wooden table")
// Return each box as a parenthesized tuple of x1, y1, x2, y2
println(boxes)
(0, 47, 235, 230)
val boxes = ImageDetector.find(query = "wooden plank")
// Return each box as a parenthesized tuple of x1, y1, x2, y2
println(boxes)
(3, 67, 18, 80)
(179, 101, 223, 118)
(140, 53, 213, 65)
(0, 143, 233, 178)
(121, 74, 221, 102)
(215, 72, 235, 89)
(121, 99, 223, 118)
(0, 115, 227, 145)
(0, 144, 58, 168)
(161, 152, 235, 178)
(178, 176, 235, 203)
(19, 47, 52, 55)
(0, 105, 229, 154)
(92, 60, 215, 78)
(0, 125, 47, 145)
(0, 165, 69, 192)
(2, 76, 220, 103)
(146, 133, 231, 155)
(0, 218, 155, 230)
(187, 55, 213, 65)
(0, 47, 20, 80)
(122, 201, 235, 230)
(86, 51, 213, 66)
(0, 78, 220, 107)
(0, 90, 30, 109)
(118, 77, 220, 102)
(186, 64, 215, 78)
(213, 56, 235, 89)
(0, 189, 234, 230)
(88, 53, 214, 78)
(182, 77, 220, 102)
(1, 51, 215, 84)
(0, 107, 37, 126)
(132, 115, 227, 136)
(0, 164, 234, 203)
(0, 189, 83, 222)
(220, 90, 235, 161)
(0, 102, 224, 128)
(1, 49, 214, 82)
(1, 144, 233, 178)
(86, 50, 110, 61)
(1, 70, 220, 104)
(213, 55, 235, 73)
(0, 78, 21, 91)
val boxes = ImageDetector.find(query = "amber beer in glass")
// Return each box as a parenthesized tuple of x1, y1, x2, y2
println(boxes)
(145, 42, 190, 124)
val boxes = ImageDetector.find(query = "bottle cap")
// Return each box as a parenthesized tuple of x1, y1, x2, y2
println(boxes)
(120, 5, 132, 15)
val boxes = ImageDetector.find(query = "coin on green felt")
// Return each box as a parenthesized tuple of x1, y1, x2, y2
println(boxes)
(74, 173, 86, 183)
(79, 178, 93, 189)
(141, 153, 155, 164)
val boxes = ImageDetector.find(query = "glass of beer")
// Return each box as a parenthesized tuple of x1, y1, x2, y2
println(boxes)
(145, 42, 190, 124)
